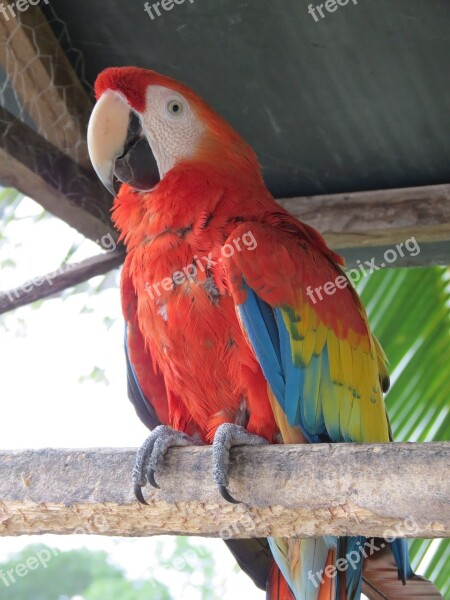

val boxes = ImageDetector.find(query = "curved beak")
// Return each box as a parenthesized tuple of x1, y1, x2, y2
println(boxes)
(87, 91, 130, 196)
(87, 90, 160, 196)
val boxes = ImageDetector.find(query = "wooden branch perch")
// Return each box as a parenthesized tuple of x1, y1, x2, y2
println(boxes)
(1, 443, 448, 538)
(0, 250, 125, 315)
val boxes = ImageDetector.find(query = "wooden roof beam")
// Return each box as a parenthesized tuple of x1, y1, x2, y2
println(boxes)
(279, 183, 450, 250)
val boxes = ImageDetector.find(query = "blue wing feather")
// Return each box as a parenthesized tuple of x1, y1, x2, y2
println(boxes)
(275, 307, 305, 427)
(237, 283, 285, 403)
(236, 281, 414, 597)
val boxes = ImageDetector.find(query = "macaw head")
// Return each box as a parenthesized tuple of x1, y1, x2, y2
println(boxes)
(87, 67, 259, 196)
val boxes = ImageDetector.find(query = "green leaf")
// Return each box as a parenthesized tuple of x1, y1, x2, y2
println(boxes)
(359, 266, 450, 598)
(79, 366, 109, 385)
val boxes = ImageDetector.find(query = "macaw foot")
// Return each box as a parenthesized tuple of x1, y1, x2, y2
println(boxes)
(212, 423, 268, 504)
(133, 425, 202, 505)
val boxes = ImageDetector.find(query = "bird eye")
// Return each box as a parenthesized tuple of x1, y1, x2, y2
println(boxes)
(167, 99, 184, 117)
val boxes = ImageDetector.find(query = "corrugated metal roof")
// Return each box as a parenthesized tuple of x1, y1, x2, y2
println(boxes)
(45, 0, 450, 198)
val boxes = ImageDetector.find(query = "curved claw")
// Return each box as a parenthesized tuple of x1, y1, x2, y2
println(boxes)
(133, 426, 202, 504)
(147, 467, 160, 489)
(213, 423, 267, 506)
(219, 484, 241, 504)
(134, 483, 149, 506)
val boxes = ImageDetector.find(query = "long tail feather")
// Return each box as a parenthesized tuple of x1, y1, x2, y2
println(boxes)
(389, 539, 413, 583)
(362, 542, 443, 599)
(335, 537, 365, 600)
(267, 560, 296, 600)
(267, 537, 337, 600)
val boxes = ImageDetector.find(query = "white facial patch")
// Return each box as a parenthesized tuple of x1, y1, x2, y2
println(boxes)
(140, 85, 205, 177)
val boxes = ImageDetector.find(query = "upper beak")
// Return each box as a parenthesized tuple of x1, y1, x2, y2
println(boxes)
(87, 90, 130, 196)
(87, 90, 160, 196)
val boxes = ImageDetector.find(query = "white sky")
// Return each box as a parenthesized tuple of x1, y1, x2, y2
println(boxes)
(0, 196, 263, 599)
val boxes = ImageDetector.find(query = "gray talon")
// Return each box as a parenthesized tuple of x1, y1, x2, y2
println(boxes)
(219, 484, 241, 504)
(133, 425, 201, 503)
(147, 467, 159, 489)
(212, 423, 268, 504)
(134, 483, 148, 506)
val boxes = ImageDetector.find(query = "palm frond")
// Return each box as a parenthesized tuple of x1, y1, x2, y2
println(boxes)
(358, 266, 450, 598)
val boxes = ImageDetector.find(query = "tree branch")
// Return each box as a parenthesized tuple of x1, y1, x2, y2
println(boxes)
(0, 106, 114, 242)
(0, 250, 125, 315)
(0, 443, 448, 538)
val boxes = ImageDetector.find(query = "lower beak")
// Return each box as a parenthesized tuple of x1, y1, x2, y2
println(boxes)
(87, 90, 160, 196)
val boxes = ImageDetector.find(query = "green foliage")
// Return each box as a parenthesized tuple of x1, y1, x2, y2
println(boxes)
(158, 537, 223, 600)
(359, 266, 450, 598)
(0, 538, 225, 600)
(0, 544, 172, 600)
(83, 578, 170, 600)
(0, 188, 24, 264)
(78, 366, 109, 385)
(0, 544, 125, 600)
(0, 188, 25, 227)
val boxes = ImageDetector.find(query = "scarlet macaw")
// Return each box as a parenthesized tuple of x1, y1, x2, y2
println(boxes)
(87, 67, 441, 600)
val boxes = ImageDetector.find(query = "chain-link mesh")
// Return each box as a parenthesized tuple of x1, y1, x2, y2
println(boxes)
(0, 2, 93, 166)
(0, 3, 113, 241)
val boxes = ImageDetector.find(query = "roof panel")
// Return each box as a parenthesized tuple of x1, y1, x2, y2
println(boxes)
(44, 0, 450, 197)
